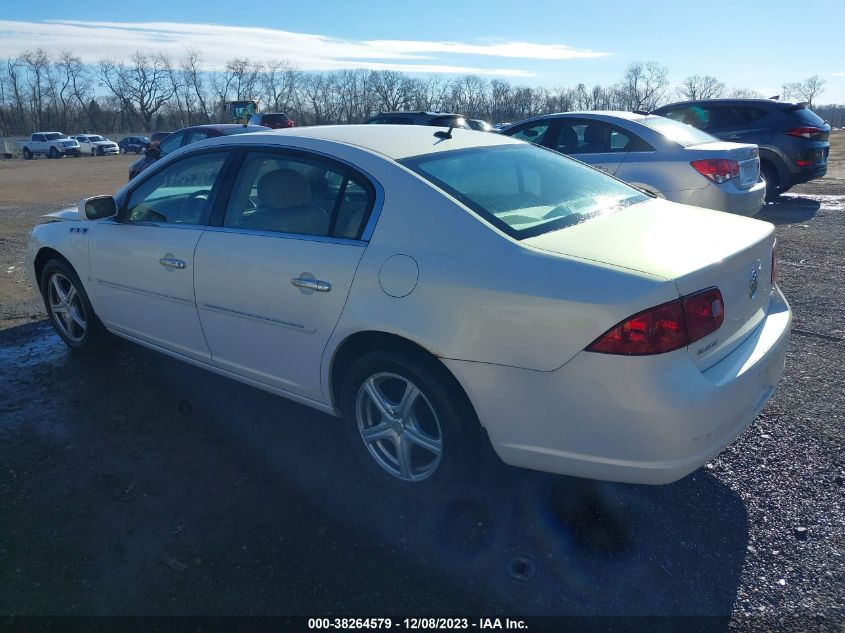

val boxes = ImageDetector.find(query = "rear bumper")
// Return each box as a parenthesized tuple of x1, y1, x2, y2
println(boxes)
(787, 164, 827, 185)
(668, 179, 766, 216)
(444, 287, 791, 485)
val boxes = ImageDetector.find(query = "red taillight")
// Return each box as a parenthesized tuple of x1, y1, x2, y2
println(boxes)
(785, 126, 825, 140)
(587, 288, 724, 356)
(682, 288, 724, 342)
(690, 159, 739, 184)
(771, 243, 778, 285)
(286, 120, 295, 128)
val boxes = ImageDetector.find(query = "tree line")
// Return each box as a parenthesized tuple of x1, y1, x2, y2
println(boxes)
(1, 48, 842, 137)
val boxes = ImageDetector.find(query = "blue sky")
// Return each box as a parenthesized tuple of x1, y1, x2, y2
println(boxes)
(2, 0, 844, 101)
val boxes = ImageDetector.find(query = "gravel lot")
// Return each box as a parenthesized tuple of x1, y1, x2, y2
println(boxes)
(0, 140, 842, 631)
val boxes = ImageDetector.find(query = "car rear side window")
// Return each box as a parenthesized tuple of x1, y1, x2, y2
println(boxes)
(401, 144, 647, 240)
(223, 151, 375, 240)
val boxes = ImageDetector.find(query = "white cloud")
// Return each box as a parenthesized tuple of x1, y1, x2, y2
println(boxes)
(0, 20, 609, 77)
(832, 72, 845, 77)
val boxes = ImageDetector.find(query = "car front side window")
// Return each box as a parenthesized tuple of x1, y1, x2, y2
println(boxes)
(123, 152, 228, 226)
(507, 122, 552, 145)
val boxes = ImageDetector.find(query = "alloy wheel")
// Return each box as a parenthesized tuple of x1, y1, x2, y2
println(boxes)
(355, 372, 443, 482)
(47, 272, 87, 342)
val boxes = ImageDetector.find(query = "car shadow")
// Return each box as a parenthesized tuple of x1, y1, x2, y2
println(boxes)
(756, 195, 820, 225)
(0, 322, 746, 628)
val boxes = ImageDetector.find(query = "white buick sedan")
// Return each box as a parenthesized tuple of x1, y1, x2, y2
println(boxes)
(26, 125, 791, 486)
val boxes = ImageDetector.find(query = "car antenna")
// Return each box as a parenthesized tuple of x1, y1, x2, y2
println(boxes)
(434, 125, 453, 140)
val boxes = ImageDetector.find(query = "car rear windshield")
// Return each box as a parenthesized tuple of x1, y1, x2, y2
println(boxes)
(44, 133, 66, 140)
(400, 144, 648, 240)
(639, 116, 718, 147)
(260, 114, 290, 124)
(787, 106, 826, 126)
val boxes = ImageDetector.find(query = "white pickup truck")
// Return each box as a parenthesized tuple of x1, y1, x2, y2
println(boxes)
(17, 132, 81, 159)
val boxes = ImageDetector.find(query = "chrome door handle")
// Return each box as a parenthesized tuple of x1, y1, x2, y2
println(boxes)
(159, 257, 186, 269)
(291, 277, 331, 292)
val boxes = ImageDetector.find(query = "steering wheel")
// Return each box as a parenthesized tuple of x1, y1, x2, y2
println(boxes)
(178, 189, 212, 223)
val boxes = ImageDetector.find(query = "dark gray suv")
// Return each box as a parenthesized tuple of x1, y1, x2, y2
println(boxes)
(365, 111, 471, 129)
(653, 99, 830, 200)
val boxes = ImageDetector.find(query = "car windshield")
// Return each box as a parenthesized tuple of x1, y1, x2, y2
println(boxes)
(44, 133, 66, 140)
(139, 137, 150, 142)
(639, 116, 717, 147)
(88, 135, 104, 142)
(400, 144, 648, 240)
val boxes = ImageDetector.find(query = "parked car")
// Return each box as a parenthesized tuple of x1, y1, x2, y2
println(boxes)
(71, 134, 119, 156)
(501, 111, 765, 216)
(149, 132, 171, 148)
(247, 112, 295, 129)
(653, 99, 830, 200)
(128, 124, 269, 180)
(118, 136, 151, 154)
(365, 111, 471, 129)
(467, 119, 495, 132)
(28, 125, 790, 486)
(17, 132, 81, 159)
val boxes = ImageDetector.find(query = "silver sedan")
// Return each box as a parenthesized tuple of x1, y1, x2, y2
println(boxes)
(501, 111, 766, 216)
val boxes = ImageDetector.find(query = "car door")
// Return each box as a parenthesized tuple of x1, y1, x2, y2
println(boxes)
(552, 119, 627, 175)
(89, 149, 232, 361)
(193, 148, 378, 402)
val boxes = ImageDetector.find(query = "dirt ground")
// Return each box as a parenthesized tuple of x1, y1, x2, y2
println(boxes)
(0, 137, 843, 630)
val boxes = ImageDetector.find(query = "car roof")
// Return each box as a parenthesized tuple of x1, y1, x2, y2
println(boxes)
(201, 124, 522, 160)
(375, 111, 464, 117)
(655, 98, 793, 109)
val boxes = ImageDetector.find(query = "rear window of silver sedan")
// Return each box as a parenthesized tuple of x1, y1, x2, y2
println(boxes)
(639, 115, 719, 147)
(400, 144, 648, 239)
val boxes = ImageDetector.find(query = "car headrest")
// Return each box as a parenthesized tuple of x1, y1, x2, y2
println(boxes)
(584, 124, 609, 146)
(558, 126, 578, 147)
(257, 169, 312, 209)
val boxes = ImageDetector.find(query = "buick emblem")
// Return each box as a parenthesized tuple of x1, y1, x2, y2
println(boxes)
(748, 267, 759, 299)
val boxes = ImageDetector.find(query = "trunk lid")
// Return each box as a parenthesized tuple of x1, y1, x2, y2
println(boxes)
(525, 198, 776, 369)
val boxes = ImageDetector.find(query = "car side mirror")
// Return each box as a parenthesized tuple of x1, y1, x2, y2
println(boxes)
(144, 146, 161, 158)
(79, 195, 117, 220)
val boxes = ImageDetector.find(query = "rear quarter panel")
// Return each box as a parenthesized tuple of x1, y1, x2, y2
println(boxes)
(313, 146, 676, 386)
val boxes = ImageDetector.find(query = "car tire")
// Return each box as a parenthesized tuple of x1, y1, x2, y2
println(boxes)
(761, 162, 780, 202)
(40, 259, 106, 352)
(23, 148, 32, 160)
(49, 147, 59, 159)
(340, 349, 479, 488)
(120, 146, 126, 154)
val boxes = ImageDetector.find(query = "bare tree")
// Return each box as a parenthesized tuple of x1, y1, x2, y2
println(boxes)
(677, 75, 725, 100)
(98, 52, 177, 131)
(728, 87, 763, 99)
(614, 61, 669, 111)
(181, 49, 211, 123)
(782, 75, 826, 106)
